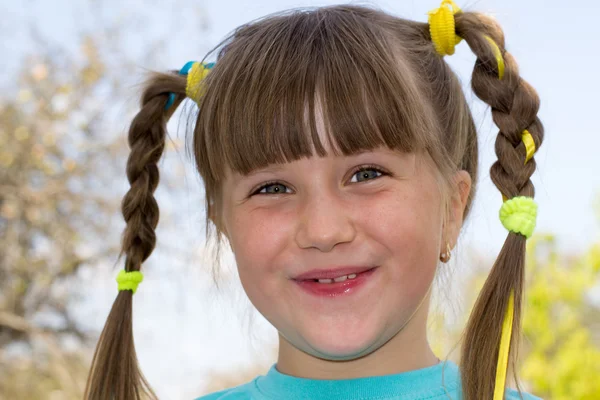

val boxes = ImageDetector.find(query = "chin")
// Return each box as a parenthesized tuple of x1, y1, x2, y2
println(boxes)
(299, 323, 383, 360)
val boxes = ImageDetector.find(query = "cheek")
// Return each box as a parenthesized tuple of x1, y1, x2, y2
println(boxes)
(363, 186, 443, 275)
(226, 208, 292, 287)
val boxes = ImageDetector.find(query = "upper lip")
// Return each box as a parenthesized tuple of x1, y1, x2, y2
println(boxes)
(293, 266, 377, 281)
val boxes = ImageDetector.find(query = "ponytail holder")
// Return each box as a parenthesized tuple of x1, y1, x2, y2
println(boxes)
(499, 196, 538, 239)
(164, 61, 215, 111)
(427, 0, 463, 56)
(116, 270, 144, 294)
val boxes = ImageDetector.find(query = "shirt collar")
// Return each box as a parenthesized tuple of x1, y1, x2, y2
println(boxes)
(256, 360, 460, 400)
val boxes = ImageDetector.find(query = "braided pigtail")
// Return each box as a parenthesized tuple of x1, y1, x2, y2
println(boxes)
(84, 70, 188, 400)
(453, 10, 544, 400)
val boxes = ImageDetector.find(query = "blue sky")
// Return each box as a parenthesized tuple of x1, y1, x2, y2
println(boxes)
(3, 0, 600, 398)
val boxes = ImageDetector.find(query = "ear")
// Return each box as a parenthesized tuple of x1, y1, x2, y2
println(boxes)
(444, 170, 472, 250)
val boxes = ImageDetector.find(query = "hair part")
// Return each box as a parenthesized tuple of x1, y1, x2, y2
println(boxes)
(85, 5, 542, 400)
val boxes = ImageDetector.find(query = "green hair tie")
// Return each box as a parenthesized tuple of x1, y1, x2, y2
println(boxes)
(116, 270, 144, 294)
(499, 196, 538, 239)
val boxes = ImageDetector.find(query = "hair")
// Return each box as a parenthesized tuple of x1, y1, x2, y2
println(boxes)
(85, 4, 543, 400)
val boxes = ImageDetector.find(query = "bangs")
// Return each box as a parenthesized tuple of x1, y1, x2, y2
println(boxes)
(194, 6, 440, 182)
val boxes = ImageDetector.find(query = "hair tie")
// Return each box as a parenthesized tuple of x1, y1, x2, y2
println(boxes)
(164, 61, 215, 111)
(499, 196, 538, 239)
(116, 270, 144, 294)
(427, 0, 463, 56)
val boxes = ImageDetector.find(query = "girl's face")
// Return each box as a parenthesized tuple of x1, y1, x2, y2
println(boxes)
(220, 114, 470, 375)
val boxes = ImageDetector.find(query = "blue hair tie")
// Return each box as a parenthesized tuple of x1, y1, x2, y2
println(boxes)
(164, 61, 215, 111)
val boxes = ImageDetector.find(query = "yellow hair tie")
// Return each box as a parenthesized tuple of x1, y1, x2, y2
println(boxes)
(428, 0, 463, 56)
(499, 196, 537, 239)
(165, 61, 214, 111)
(186, 62, 212, 102)
(116, 270, 144, 294)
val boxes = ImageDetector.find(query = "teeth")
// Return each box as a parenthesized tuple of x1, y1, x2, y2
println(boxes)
(316, 273, 358, 284)
(317, 278, 333, 283)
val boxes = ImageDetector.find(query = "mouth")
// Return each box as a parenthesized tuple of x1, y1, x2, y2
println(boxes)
(302, 269, 375, 283)
(293, 266, 378, 282)
(293, 267, 379, 297)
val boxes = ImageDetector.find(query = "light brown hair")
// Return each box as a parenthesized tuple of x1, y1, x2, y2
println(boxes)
(85, 4, 543, 399)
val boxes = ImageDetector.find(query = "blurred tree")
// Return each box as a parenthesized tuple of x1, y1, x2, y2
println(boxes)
(519, 233, 600, 399)
(0, 1, 211, 398)
(0, 36, 124, 399)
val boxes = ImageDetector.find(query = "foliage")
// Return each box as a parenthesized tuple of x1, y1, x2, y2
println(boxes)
(520, 234, 600, 399)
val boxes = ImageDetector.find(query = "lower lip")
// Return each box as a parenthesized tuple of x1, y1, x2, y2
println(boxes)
(293, 268, 378, 298)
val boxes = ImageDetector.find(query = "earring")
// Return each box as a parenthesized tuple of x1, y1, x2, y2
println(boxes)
(439, 242, 452, 263)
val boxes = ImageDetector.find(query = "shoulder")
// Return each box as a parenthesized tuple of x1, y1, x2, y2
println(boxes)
(193, 378, 259, 400)
(505, 387, 543, 400)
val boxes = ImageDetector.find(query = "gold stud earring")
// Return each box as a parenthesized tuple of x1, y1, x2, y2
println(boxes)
(439, 242, 452, 263)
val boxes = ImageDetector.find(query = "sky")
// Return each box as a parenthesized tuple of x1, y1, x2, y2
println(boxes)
(2, 0, 600, 398)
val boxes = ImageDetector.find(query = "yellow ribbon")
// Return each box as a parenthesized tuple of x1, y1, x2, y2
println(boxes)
(522, 130, 535, 163)
(494, 290, 515, 399)
(501, 130, 537, 202)
(116, 270, 144, 294)
(484, 35, 505, 80)
(427, 0, 463, 56)
(186, 62, 212, 102)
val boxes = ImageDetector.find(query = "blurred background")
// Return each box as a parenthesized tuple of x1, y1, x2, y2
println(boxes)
(1, 0, 599, 399)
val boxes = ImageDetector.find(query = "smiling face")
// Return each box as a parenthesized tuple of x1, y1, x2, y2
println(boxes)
(219, 109, 471, 378)
(189, 6, 476, 378)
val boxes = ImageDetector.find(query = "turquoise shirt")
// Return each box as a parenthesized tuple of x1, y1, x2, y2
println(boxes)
(195, 360, 542, 399)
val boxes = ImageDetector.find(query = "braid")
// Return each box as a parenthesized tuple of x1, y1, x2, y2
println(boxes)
(454, 11, 544, 400)
(121, 96, 166, 270)
(457, 13, 543, 199)
(84, 71, 186, 400)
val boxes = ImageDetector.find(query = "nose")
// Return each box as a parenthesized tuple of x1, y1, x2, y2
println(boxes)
(295, 188, 357, 252)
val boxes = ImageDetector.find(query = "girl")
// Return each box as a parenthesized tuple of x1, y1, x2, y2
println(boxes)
(85, 1, 543, 399)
